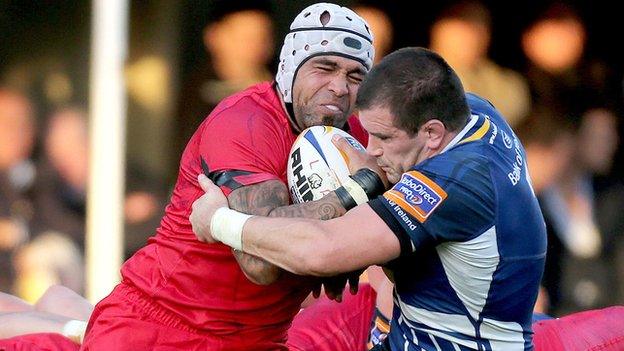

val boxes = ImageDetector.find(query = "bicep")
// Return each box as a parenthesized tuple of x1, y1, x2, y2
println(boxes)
(226, 180, 289, 215)
(226, 180, 288, 285)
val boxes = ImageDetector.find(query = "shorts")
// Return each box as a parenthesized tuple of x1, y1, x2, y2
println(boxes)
(81, 282, 285, 350)
(81, 281, 376, 351)
(288, 283, 376, 351)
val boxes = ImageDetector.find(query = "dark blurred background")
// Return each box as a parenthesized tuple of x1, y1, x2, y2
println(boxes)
(1, 0, 622, 317)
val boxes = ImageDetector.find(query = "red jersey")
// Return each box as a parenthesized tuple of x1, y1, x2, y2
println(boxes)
(120, 82, 368, 348)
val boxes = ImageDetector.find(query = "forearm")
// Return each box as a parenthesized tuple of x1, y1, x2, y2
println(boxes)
(228, 182, 346, 284)
(236, 205, 401, 276)
(227, 182, 287, 285)
(242, 217, 339, 276)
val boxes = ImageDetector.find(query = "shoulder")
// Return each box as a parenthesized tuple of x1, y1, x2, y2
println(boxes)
(411, 150, 496, 218)
(416, 149, 491, 189)
(201, 83, 286, 134)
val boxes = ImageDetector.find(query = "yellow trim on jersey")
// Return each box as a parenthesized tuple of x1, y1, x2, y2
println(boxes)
(459, 118, 490, 144)
(375, 316, 391, 333)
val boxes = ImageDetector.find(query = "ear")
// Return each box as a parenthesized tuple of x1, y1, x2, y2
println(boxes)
(423, 119, 447, 151)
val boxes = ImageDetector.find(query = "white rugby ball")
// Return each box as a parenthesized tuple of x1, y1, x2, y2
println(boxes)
(287, 126, 366, 204)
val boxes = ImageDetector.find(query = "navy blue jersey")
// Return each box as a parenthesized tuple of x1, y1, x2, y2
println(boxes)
(368, 93, 546, 350)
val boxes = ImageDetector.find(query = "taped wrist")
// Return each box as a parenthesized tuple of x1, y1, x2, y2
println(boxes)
(210, 207, 253, 251)
(336, 168, 385, 210)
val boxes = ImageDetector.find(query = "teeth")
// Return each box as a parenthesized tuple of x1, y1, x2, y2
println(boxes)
(325, 105, 339, 111)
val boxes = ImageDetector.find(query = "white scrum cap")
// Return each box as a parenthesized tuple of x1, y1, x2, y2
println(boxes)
(275, 3, 375, 103)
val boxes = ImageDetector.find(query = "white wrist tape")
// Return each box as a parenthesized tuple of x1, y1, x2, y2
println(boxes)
(62, 319, 87, 344)
(210, 207, 252, 251)
(341, 177, 369, 205)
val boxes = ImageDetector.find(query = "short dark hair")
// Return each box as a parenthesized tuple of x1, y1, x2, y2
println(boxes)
(356, 47, 470, 134)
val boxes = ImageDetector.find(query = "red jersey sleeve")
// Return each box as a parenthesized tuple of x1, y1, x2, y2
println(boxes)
(198, 101, 289, 195)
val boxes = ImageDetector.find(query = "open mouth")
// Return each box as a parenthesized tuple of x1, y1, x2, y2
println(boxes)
(323, 104, 341, 112)
(321, 104, 343, 114)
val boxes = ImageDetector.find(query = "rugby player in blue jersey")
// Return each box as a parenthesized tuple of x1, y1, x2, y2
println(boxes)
(190, 47, 546, 351)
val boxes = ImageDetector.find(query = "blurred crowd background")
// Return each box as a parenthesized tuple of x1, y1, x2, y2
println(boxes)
(1, 0, 623, 318)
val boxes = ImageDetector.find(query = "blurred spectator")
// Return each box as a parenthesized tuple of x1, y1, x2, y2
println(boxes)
(176, 1, 274, 155)
(31, 107, 88, 248)
(517, 110, 577, 314)
(14, 105, 168, 300)
(429, 0, 531, 127)
(521, 2, 624, 316)
(0, 88, 36, 293)
(577, 109, 620, 177)
(570, 109, 624, 311)
(521, 3, 620, 124)
(519, 109, 577, 195)
(353, 4, 393, 64)
(523, 107, 623, 315)
(12, 107, 89, 300)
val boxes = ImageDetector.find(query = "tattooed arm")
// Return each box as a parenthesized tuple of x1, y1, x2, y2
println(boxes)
(227, 180, 346, 285)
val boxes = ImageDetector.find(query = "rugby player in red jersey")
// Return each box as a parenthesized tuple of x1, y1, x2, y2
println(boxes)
(80, 3, 377, 350)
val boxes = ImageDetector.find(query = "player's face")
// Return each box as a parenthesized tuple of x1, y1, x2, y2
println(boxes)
(292, 56, 366, 130)
(359, 105, 425, 184)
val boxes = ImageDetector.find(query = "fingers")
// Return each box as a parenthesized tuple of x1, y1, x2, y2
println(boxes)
(350, 285, 358, 295)
(331, 135, 357, 157)
(325, 289, 336, 300)
(312, 284, 321, 299)
(325, 288, 343, 302)
(197, 174, 215, 192)
(322, 275, 347, 302)
(348, 275, 359, 295)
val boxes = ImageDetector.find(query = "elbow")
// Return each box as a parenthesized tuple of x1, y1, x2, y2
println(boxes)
(242, 266, 281, 286)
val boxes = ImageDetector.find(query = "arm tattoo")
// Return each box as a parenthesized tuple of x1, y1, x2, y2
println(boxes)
(231, 249, 280, 285)
(227, 181, 290, 216)
(227, 180, 289, 285)
(227, 180, 347, 285)
(267, 192, 346, 220)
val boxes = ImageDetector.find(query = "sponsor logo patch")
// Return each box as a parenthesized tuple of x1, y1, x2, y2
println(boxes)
(383, 171, 447, 223)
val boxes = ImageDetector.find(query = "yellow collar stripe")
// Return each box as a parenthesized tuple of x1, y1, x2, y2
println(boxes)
(459, 118, 490, 145)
